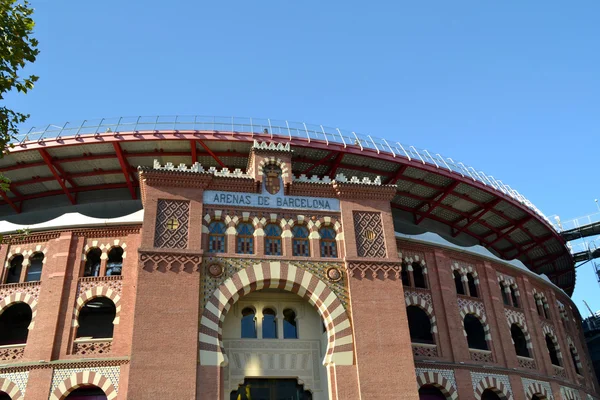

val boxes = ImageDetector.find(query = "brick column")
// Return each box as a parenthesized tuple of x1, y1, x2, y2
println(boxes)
(433, 249, 469, 362)
(482, 261, 511, 367)
(24, 232, 73, 362)
(347, 273, 418, 400)
(521, 277, 553, 376)
(23, 368, 54, 400)
(0, 244, 9, 283)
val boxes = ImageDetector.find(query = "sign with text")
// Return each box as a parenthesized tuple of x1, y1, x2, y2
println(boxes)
(203, 190, 340, 211)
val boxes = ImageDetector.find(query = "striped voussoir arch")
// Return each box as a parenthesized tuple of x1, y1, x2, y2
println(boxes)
(199, 261, 354, 367)
(50, 371, 117, 400)
(474, 376, 513, 400)
(405, 294, 437, 334)
(506, 315, 533, 350)
(0, 292, 38, 329)
(72, 286, 122, 328)
(459, 305, 491, 341)
(560, 387, 579, 400)
(525, 381, 552, 400)
(0, 377, 24, 400)
(416, 372, 457, 400)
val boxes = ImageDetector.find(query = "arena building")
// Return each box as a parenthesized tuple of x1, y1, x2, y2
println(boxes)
(0, 116, 597, 400)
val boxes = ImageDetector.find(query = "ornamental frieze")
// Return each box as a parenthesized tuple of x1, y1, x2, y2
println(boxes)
(201, 257, 348, 311)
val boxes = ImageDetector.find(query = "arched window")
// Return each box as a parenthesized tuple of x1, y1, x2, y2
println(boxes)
(467, 273, 478, 297)
(570, 346, 581, 375)
(511, 324, 529, 357)
(262, 308, 277, 339)
(84, 248, 102, 277)
(319, 227, 337, 258)
(6, 255, 23, 284)
(76, 297, 116, 339)
(292, 225, 309, 257)
(481, 389, 503, 400)
(418, 385, 447, 400)
(500, 283, 511, 306)
(510, 286, 519, 308)
(264, 224, 282, 256)
(535, 296, 544, 317)
(106, 247, 123, 276)
(453, 270, 465, 295)
(531, 395, 545, 400)
(65, 386, 107, 400)
(236, 223, 254, 254)
(407, 306, 434, 344)
(401, 263, 411, 286)
(542, 300, 550, 319)
(545, 334, 560, 366)
(208, 221, 226, 253)
(413, 263, 427, 289)
(241, 307, 257, 338)
(464, 314, 488, 350)
(0, 303, 32, 345)
(283, 308, 298, 339)
(26, 253, 43, 282)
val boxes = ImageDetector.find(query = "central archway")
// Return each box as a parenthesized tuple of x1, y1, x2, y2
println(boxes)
(199, 261, 354, 366)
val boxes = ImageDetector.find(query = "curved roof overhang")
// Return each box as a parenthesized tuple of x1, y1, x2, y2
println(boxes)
(0, 124, 574, 294)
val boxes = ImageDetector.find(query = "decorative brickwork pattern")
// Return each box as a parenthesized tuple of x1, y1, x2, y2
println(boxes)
(201, 257, 348, 311)
(0, 371, 27, 396)
(72, 286, 121, 328)
(353, 211, 386, 258)
(199, 261, 354, 367)
(77, 276, 123, 299)
(0, 376, 25, 400)
(139, 252, 201, 272)
(0, 281, 41, 302)
(457, 296, 485, 314)
(458, 298, 492, 343)
(521, 378, 554, 400)
(560, 386, 581, 400)
(154, 199, 189, 249)
(0, 289, 39, 328)
(50, 367, 120, 400)
(517, 356, 537, 370)
(348, 261, 403, 280)
(0, 345, 24, 362)
(471, 372, 513, 400)
(82, 239, 128, 264)
(414, 368, 458, 400)
(73, 340, 113, 356)
(412, 344, 439, 358)
(554, 366, 567, 380)
(470, 349, 494, 363)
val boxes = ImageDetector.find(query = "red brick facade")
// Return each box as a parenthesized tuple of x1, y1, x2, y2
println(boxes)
(0, 144, 597, 400)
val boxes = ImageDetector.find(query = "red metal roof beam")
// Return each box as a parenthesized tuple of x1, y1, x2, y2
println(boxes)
(451, 198, 501, 238)
(415, 181, 460, 225)
(387, 164, 409, 185)
(113, 142, 137, 200)
(301, 151, 336, 175)
(0, 189, 20, 213)
(38, 149, 76, 205)
(328, 152, 345, 179)
(197, 139, 225, 168)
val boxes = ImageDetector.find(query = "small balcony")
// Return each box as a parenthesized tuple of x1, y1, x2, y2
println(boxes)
(0, 343, 25, 362)
(470, 348, 493, 363)
(412, 343, 438, 358)
(517, 355, 536, 370)
(72, 337, 113, 356)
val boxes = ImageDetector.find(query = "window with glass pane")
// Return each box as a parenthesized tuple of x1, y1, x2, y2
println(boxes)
(6, 255, 23, 284)
(319, 227, 337, 258)
(84, 248, 102, 277)
(262, 308, 277, 338)
(292, 226, 309, 257)
(106, 247, 123, 276)
(241, 307, 257, 338)
(237, 223, 254, 254)
(209, 221, 226, 253)
(283, 309, 298, 339)
(26, 253, 44, 282)
(264, 224, 282, 256)
(401, 263, 410, 286)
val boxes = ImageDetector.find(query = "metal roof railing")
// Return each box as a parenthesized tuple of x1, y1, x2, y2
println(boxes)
(14, 115, 554, 230)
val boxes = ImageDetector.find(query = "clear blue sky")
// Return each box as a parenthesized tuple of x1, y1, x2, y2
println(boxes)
(7, 1, 600, 315)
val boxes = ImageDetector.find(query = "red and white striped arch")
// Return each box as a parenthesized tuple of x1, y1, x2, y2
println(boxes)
(199, 261, 354, 366)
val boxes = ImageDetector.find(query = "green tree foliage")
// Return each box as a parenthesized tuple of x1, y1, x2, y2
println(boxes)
(0, 0, 39, 191)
